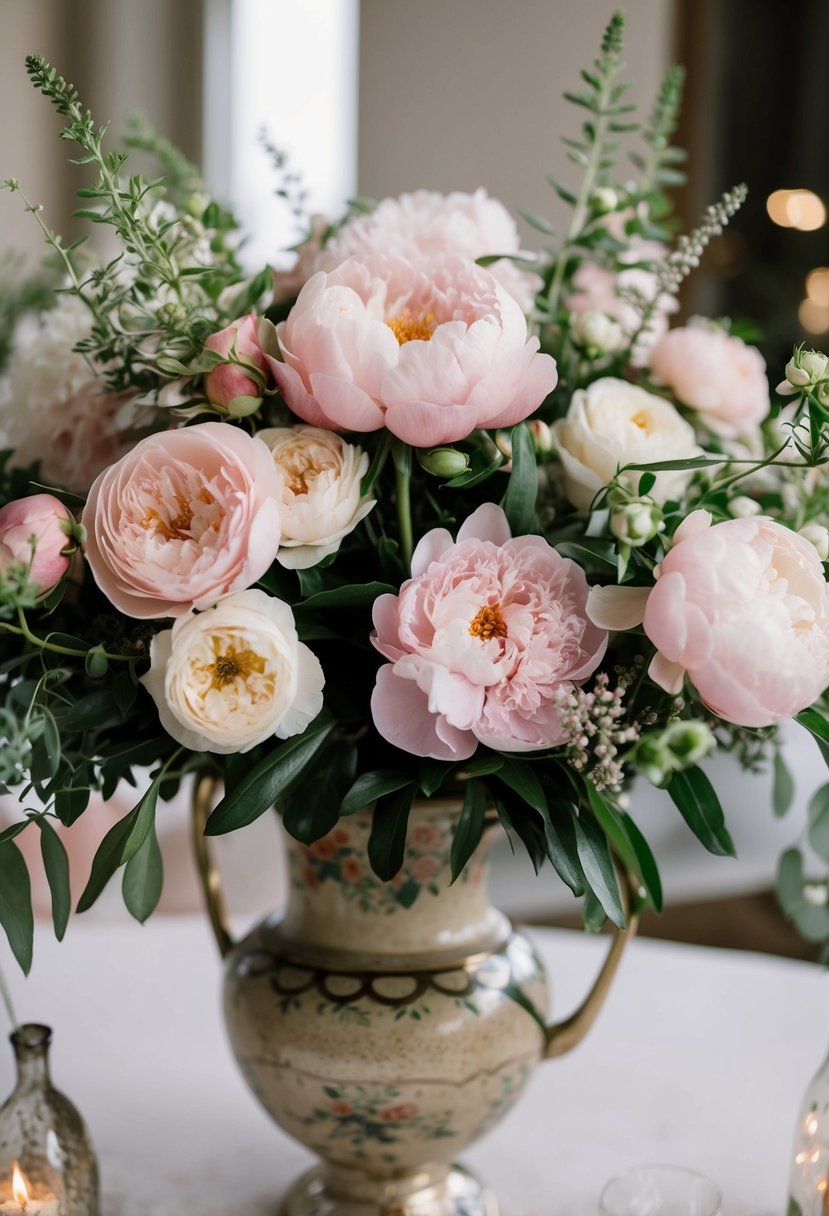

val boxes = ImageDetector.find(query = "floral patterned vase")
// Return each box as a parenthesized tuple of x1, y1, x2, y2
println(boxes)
(194, 787, 638, 1216)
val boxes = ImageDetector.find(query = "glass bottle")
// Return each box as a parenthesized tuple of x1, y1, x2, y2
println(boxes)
(789, 1044, 829, 1216)
(0, 1024, 99, 1214)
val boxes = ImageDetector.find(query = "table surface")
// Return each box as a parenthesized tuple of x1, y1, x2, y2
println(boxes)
(0, 914, 825, 1216)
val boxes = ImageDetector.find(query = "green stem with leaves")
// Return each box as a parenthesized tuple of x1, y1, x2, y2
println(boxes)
(2, 610, 135, 663)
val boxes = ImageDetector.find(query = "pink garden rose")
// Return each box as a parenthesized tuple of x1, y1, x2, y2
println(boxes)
(82, 422, 282, 619)
(203, 314, 268, 410)
(370, 503, 607, 758)
(0, 494, 73, 592)
(267, 253, 557, 447)
(319, 189, 543, 313)
(649, 325, 770, 437)
(642, 511, 829, 726)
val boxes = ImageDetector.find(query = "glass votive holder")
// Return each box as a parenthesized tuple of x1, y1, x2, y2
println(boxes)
(599, 1164, 722, 1216)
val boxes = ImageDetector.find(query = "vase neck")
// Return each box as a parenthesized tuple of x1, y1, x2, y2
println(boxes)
(277, 802, 509, 960)
(10, 1024, 52, 1092)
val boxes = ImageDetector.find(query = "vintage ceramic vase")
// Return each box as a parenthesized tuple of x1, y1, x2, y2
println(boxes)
(193, 781, 637, 1216)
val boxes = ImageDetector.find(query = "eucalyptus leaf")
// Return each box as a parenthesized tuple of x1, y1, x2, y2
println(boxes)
(667, 767, 736, 857)
(122, 826, 164, 923)
(38, 818, 70, 940)
(772, 752, 795, 818)
(0, 840, 34, 973)
(205, 710, 334, 835)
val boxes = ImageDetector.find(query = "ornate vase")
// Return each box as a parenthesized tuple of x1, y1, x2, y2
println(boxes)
(193, 781, 638, 1216)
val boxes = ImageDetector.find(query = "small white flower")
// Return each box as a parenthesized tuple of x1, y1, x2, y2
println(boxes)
(729, 496, 763, 518)
(799, 522, 829, 562)
(140, 589, 325, 754)
(258, 426, 376, 570)
(570, 310, 624, 355)
(778, 348, 829, 396)
(610, 499, 664, 547)
(591, 187, 619, 214)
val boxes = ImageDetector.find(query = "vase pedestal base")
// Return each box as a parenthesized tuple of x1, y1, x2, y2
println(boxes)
(281, 1163, 499, 1216)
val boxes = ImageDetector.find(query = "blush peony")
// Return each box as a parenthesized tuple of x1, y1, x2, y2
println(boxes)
(551, 377, 703, 510)
(0, 494, 73, 592)
(318, 188, 543, 313)
(82, 422, 282, 619)
(648, 324, 770, 437)
(258, 425, 376, 569)
(140, 589, 324, 753)
(266, 253, 557, 447)
(642, 510, 829, 726)
(370, 503, 607, 758)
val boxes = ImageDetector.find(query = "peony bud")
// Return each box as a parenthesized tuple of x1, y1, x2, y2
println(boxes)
(778, 347, 829, 395)
(528, 419, 554, 454)
(203, 314, 267, 410)
(418, 448, 470, 478)
(728, 496, 762, 518)
(570, 309, 624, 355)
(591, 187, 619, 214)
(799, 522, 829, 561)
(635, 720, 715, 787)
(610, 498, 664, 548)
(0, 494, 74, 593)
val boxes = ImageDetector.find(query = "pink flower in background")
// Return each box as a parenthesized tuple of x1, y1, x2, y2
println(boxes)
(319, 189, 543, 313)
(643, 510, 829, 726)
(82, 422, 282, 619)
(0, 494, 73, 592)
(203, 314, 267, 409)
(649, 325, 770, 437)
(566, 239, 677, 365)
(268, 253, 557, 447)
(371, 503, 607, 759)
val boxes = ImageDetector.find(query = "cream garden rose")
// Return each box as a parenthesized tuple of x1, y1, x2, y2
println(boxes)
(258, 426, 376, 569)
(140, 589, 325, 753)
(551, 377, 703, 510)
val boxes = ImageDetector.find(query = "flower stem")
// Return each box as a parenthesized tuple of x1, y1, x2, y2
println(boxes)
(3, 610, 135, 663)
(394, 461, 414, 570)
(0, 960, 18, 1030)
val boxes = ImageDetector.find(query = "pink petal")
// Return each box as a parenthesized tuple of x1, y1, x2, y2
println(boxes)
(648, 651, 686, 694)
(457, 503, 512, 545)
(370, 665, 477, 760)
(586, 585, 651, 631)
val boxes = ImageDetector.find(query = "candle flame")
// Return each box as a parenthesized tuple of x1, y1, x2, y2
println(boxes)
(12, 1163, 30, 1205)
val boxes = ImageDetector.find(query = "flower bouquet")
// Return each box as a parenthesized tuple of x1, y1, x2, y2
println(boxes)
(0, 10, 828, 983)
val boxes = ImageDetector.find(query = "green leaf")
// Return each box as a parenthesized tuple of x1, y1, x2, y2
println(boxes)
(30, 710, 61, 784)
(495, 797, 546, 874)
(0, 840, 34, 973)
(571, 809, 625, 928)
(501, 422, 538, 535)
(497, 759, 547, 815)
(205, 710, 334, 835)
(340, 769, 413, 816)
(299, 582, 394, 610)
(667, 767, 736, 857)
(541, 796, 586, 896)
(809, 785, 829, 863)
(772, 751, 795, 818)
(122, 826, 164, 923)
(459, 753, 504, 779)
(368, 783, 416, 880)
(547, 176, 578, 206)
(621, 812, 663, 913)
(638, 472, 656, 496)
(121, 778, 160, 863)
(797, 709, 829, 766)
(450, 781, 486, 882)
(283, 743, 357, 844)
(517, 207, 556, 235)
(76, 805, 141, 914)
(554, 539, 618, 574)
(38, 819, 70, 940)
(444, 448, 504, 489)
(622, 455, 725, 473)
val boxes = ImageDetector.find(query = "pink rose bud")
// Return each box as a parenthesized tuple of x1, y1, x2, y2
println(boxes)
(203, 314, 267, 410)
(0, 494, 73, 593)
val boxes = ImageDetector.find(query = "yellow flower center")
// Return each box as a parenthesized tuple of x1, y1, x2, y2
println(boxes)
(386, 311, 436, 345)
(630, 410, 653, 433)
(142, 489, 221, 540)
(205, 642, 268, 692)
(278, 447, 336, 496)
(469, 604, 508, 642)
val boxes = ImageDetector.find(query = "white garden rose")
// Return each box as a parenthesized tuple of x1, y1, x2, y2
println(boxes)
(551, 377, 703, 510)
(258, 426, 376, 569)
(140, 589, 324, 754)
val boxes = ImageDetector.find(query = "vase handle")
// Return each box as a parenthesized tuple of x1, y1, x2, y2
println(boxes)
(543, 869, 642, 1060)
(191, 773, 235, 958)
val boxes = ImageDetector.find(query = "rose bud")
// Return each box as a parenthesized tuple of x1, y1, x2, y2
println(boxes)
(0, 494, 74, 593)
(203, 314, 268, 412)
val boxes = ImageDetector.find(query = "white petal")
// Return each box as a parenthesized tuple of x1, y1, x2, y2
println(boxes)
(586, 585, 651, 631)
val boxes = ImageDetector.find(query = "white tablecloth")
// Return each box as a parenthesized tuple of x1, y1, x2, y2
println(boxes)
(0, 916, 825, 1216)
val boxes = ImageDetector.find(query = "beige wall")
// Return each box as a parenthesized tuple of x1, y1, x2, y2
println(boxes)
(358, 1, 676, 237)
(0, 0, 203, 267)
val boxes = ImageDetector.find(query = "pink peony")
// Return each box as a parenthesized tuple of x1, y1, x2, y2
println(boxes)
(318, 189, 542, 313)
(267, 253, 557, 447)
(649, 325, 770, 437)
(0, 494, 73, 592)
(82, 422, 282, 619)
(203, 315, 268, 409)
(643, 510, 829, 726)
(370, 503, 607, 759)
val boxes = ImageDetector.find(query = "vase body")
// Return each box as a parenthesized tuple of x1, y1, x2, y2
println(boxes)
(788, 1042, 829, 1216)
(0, 1024, 99, 1215)
(223, 801, 549, 1216)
